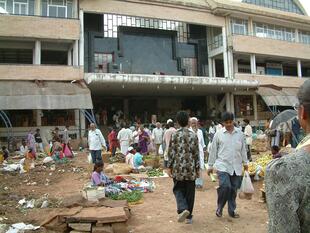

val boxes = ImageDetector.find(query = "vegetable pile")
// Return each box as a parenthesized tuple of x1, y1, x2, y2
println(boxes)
(109, 190, 143, 203)
(147, 168, 164, 177)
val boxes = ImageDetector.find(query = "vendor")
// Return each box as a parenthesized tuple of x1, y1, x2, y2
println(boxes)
(271, 145, 282, 159)
(91, 162, 112, 186)
(126, 146, 135, 168)
(133, 146, 144, 169)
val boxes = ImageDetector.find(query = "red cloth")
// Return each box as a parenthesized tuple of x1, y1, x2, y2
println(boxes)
(108, 130, 119, 152)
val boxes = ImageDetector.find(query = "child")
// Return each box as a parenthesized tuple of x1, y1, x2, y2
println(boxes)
(133, 146, 144, 169)
(91, 162, 112, 186)
(271, 145, 282, 159)
(20, 139, 28, 156)
(2, 146, 9, 161)
(125, 146, 135, 168)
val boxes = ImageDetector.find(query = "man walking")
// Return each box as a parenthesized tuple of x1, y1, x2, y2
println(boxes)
(163, 120, 176, 167)
(117, 123, 133, 155)
(167, 111, 200, 224)
(243, 119, 253, 161)
(152, 122, 164, 156)
(88, 123, 107, 164)
(208, 112, 248, 218)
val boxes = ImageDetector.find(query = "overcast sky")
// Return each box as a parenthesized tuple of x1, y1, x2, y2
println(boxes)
(299, 0, 310, 15)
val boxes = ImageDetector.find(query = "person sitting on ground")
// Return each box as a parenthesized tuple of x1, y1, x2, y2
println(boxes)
(2, 146, 9, 161)
(91, 162, 112, 186)
(133, 146, 144, 169)
(126, 146, 135, 168)
(19, 139, 28, 156)
(271, 145, 282, 159)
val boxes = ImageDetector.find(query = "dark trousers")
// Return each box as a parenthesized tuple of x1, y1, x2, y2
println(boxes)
(90, 150, 102, 164)
(173, 179, 196, 219)
(217, 171, 242, 215)
(246, 145, 252, 161)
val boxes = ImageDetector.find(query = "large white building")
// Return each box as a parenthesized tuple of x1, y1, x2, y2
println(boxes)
(0, 0, 309, 143)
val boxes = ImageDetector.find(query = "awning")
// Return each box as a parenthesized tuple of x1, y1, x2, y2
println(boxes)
(0, 81, 93, 110)
(256, 87, 299, 107)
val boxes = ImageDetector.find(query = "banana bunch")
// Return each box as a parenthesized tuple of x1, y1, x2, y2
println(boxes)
(248, 162, 258, 175)
(256, 154, 273, 177)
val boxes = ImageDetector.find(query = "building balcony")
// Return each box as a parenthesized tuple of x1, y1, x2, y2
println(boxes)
(0, 14, 80, 40)
(235, 73, 305, 88)
(0, 64, 83, 81)
(229, 34, 310, 60)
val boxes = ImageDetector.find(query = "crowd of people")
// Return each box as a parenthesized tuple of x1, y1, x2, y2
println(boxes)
(87, 80, 309, 231)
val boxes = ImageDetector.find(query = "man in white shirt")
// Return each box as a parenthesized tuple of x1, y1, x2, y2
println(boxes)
(208, 112, 248, 219)
(152, 122, 164, 156)
(243, 119, 253, 162)
(190, 117, 206, 188)
(88, 123, 107, 164)
(117, 124, 133, 155)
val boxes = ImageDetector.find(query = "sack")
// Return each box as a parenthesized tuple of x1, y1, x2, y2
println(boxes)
(87, 153, 92, 164)
(239, 171, 254, 200)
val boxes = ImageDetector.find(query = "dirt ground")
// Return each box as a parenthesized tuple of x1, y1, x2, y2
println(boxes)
(0, 153, 268, 233)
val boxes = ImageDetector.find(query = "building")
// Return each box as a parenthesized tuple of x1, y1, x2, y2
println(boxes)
(0, 0, 309, 142)
(0, 0, 92, 144)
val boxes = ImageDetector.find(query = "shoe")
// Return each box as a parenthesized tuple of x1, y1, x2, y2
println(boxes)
(229, 212, 240, 218)
(178, 210, 190, 222)
(216, 209, 222, 217)
(185, 218, 193, 224)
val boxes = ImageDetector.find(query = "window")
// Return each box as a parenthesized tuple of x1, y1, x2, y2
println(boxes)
(242, 0, 304, 15)
(103, 13, 188, 42)
(0, 0, 6, 11)
(182, 58, 197, 76)
(231, 18, 248, 35)
(298, 31, 310, 45)
(47, 0, 72, 18)
(254, 22, 295, 42)
(13, 0, 28, 15)
(94, 53, 113, 73)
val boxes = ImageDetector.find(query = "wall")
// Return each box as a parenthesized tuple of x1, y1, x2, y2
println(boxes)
(230, 34, 310, 60)
(0, 15, 80, 40)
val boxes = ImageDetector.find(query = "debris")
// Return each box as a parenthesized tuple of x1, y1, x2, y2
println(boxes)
(6, 223, 40, 233)
(68, 223, 91, 231)
(43, 157, 54, 164)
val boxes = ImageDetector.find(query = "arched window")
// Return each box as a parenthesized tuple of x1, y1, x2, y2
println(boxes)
(242, 0, 305, 15)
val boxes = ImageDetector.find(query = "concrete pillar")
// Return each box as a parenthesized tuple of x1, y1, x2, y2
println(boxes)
(234, 57, 238, 74)
(34, 40, 41, 65)
(228, 49, 234, 79)
(225, 93, 231, 112)
(230, 93, 235, 115)
(79, 10, 84, 66)
(68, 49, 72, 66)
(250, 54, 256, 74)
(208, 58, 213, 77)
(73, 40, 79, 66)
(212, 59, 216, 77)
(36, 110, 42, 126)
(295, 28, 299, 43)
(297, 60, 302, 78)
(248, 17, 253, 36)
(74, 110, 80, 128)
(34, 0, 41, 16)
(222, 27, 229, 78)
(253, 94, 258, 121)
(80, 111, 86, 137)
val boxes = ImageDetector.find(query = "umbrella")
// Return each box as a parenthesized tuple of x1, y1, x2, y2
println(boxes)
(270, 109, 297, 130)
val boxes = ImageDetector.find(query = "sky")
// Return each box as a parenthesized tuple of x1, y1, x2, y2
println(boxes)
(299, 0, 310, 15)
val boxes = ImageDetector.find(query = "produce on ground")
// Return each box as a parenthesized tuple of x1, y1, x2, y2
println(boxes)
(147, 168, 164, 177)
(109, 190, 143, 203)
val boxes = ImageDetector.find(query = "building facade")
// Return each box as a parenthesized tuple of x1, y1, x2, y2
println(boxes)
(0, 0, 309, 141)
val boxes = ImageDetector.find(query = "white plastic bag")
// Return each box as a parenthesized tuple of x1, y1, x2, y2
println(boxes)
(158, 145, 163, 155)
(239, 171, 255, 200)
(87, 153, 93, 164)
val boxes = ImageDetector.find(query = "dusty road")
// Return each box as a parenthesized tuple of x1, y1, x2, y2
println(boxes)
(0, 153, 268, 233)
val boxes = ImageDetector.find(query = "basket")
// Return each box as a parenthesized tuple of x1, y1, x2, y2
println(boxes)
(81, 187, 105, 201)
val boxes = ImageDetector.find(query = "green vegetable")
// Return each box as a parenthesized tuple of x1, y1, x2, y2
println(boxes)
(147, 168, 164, 177)
(109, 191, 143, 203)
